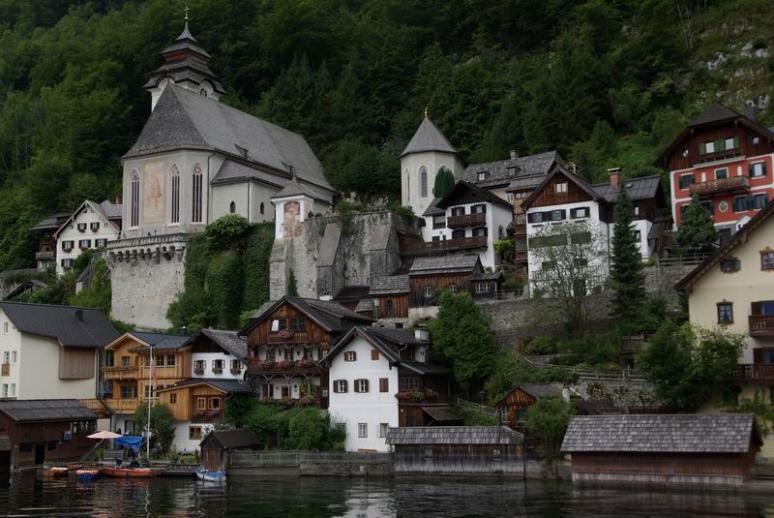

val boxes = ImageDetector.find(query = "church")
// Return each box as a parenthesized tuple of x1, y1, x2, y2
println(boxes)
(108, 21, 336, 329)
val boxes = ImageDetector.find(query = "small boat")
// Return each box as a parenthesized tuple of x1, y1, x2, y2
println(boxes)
(41, 466, 69, 478)
(195, 468, 226, 482)
(101, 466, 157, 478)
(75, 468, 100, 482)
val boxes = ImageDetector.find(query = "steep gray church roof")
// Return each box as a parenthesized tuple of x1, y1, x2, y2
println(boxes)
(400, 117, 457, 158)
(125, 84, 333, 193)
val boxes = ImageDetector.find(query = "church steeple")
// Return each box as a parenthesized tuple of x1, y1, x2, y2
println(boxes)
(144, 17, 226, 111)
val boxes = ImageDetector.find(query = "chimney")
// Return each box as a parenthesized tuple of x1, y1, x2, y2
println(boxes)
(74, 309, 83, 322)
(744, 104, 757, 121)
(509, 150, 519, 160)
(608, 167, 621, 187)
(414, 327, 429, 342)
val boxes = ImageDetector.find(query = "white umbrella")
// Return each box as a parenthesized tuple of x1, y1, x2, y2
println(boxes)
(88, 430, 122, 440)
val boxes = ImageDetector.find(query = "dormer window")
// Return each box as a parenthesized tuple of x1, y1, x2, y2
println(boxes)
(506, 166, 517, 177)
(199, 88, 208, 97)
(90, 222, 100, 232)
(477, 171, 488, 182)
(555, 182, 568, 194)
(77, 223, 87, 232)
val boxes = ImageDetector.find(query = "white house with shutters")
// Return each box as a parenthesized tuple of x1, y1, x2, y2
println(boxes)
(53, 200, 121, 275)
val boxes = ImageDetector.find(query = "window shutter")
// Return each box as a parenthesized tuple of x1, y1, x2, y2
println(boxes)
(763, 162, 768, 177)
(715, 139, 724, 152)
(754, 348, 763, 363)
(734, 136, 739, 148)
(699, 143, 706, 154)
(379, 378, 389, 392)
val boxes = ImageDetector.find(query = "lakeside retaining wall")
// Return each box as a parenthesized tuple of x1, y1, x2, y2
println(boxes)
(229, 451, 393, 477)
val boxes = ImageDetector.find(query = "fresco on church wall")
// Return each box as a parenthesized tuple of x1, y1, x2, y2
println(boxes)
(143, 161, 166, 224)
(283, 201, 303, 238)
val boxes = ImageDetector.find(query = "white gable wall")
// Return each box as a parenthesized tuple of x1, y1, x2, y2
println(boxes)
(56, 203, 119, 276)
(400, 151, 465, 217)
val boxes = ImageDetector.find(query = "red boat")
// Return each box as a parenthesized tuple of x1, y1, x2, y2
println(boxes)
(100, 467, 157, 478)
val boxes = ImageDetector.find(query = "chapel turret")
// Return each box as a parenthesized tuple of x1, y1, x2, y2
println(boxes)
(144, 17, 226, 111)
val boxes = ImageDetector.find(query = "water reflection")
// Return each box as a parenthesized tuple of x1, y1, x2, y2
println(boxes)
(0, 471, 772, 517)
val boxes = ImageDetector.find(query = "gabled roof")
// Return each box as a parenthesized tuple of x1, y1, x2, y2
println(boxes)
(496, 383, 564, 406)
(125, 84, 332, 192)
(387, 426, 523, 445)
(522, 169, 601, 210)
(434, 181, 513, 211)
(156, 378, 253, 394)
(201, 430, 260, 450)
(561, 414, 760, 453)
(211, 160, 285, 188)
(370, 275, 410, 295)
(464, 150, 564, 189)
(408, 254, 481, 275)
(241, 296, 373, 335)
(32, 212, 73, 231)
(270, 175, 334, 204)
(53, 200, 121, 239)
(592, 175, 663, 203)
(688, 102, 740, 127)
(0, 399, 96, 423)
(400, 117, 457, 158)
(106, 331, 190, 352)
(676, 200, 774, 291)
(190, 328, 248, 360)
(0, 302, 118, 348)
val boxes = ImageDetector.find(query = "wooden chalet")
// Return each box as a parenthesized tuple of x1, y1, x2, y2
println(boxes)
(561, 414, 762, 487)
(102, 332, 192, 422)
(30, 212, 70, 270)
(408, 254, 502, 307)
(200, 430, 260, 472)
(387, 426, 524, 474)
(157, 379, 253, 425)
(496, 383, 566, 429)
(242, 296, 373, 406)
(356, 274, 410, 322)
(0, 400, 97, 468)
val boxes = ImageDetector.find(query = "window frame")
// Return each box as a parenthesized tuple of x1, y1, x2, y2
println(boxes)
(333, 379, 348, 393)
(379, 378, 389, 392)
(354, 379, 369, 393)
(344, 351, 357, 362)
(717, 302, 734, 325)
(761, 251, 774, 271)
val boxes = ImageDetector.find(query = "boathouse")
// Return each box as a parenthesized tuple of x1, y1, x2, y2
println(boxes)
(386, 426, 524, 474)
(0, 400, 97, 469)
(200, 430, 260, 472)
(495, 383, 566, 429)
(561, 414, 761, 487)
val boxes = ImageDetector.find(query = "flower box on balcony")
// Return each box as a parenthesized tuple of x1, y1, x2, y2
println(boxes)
(194, 368, 205, 375)
(212, 367, 223, 374)
(230, 368, 242, 375)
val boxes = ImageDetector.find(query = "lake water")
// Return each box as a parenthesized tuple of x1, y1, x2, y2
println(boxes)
(2, 472, 774, 517)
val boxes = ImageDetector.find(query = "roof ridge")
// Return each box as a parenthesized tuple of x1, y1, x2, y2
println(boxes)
(0, 300, 104, 312)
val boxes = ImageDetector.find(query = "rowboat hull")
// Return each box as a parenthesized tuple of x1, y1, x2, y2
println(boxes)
(195, 469, 226, 482)
(41, 467, 68, 478)
(75, 469, 100, 482)
(101, 467, 156, 478)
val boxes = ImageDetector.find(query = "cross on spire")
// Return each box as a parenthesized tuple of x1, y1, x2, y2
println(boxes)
(423, 106, 429, 119)
(184, 4, 190, 22)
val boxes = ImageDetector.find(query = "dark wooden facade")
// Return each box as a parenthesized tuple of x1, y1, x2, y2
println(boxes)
(496, 389, 538, 429)
(527, 172, 594, 209)
(0, 415, 96, 468)
(664, 124, 774, 172)
(373, 294, 409, 319)
(397, 370, 452, 427)
(409, 273, 473, 307)
(246, 304, 334, 351)
(200, 430, 259, 472)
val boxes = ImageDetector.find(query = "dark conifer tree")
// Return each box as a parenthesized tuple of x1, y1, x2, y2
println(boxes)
(610, 186, 645, 333)
(432, 166, 455, 198)
(676, 194, 718, 253)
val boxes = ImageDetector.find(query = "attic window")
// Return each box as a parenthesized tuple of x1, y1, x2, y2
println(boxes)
(753, 136, 760, 145)
(477, 171, 488, 182)
(235, 145, 249, 158)
(507, 166, 517, 177)
(199, 88, 208, 97)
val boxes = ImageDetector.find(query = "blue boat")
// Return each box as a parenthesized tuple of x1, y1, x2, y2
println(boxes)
(76, 469, 100, 482)
(195, 468, 226, 482)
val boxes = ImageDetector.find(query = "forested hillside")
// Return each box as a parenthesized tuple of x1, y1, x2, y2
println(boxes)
(0, 0, 771, 270)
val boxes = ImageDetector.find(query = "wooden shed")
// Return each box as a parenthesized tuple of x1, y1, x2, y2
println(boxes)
(386, 426, 524, 474)
(496, 383, 566, 429)
(200, 430, 260, 472)
(561, 414, 762, 487)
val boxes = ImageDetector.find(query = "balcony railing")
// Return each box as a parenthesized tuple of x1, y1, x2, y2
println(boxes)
(103, 366, 139, 380)
(140, 365, 184, 379)
(749, 315, 774, 337)
(695, 149, 742, 164)
(446, 213, 486, 229)
(192, 410, 225, 424)
(267, 331, 311, 344)
(104, 398, 140, 414)
(35, 251, 54, 261)
(401, 236, 487, 256)
(248, 359, 324, 376)
(1, 364, 9, 377)
(734, 363, 774, 381)
(689, 176, 750, 197)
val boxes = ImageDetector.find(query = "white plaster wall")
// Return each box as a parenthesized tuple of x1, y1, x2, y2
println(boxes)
(56, 205, 119, 276)
(328, 335, 399, 452)
(273, 195, 314, 240)
(211, 183, 250, 221)
(0, 309, 21, 399)
(191, 352, 244, 380)
(249, 182, 276, 223)
(400, 152, 465, 216)
(17, 334, 97, 399)
(171, 421, 215, 453)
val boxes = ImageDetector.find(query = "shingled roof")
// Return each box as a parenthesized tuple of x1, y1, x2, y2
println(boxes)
(270, 175, 335, 204)
(463, 150, 563, 189)
(561, 414, 760, 453)
(125, 84, 333, 192)
(201, 430, 259, 450)
(370, 275, 410, 295)
(434, 181, 513, 211)
(242, 296, 373, 335)
(131, 331, 191, 351)
(0, 302, 118, 348)
(0, 400, 96, 423)
(400, 117, 457, 158)
(387, 426, 523, 445)
(197, 328, 248, 360)
(157, 378, 253, 394)
(592, 175, 663, 203)
(53, 199, 121, 240)
(210, 160, 284, 188)
(409, 254, 481, 275)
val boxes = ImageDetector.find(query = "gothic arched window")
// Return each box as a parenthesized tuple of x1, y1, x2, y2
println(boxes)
(420, 166, 428, 198)
(170, 165, 180, 224)
(192, 164, 203, 223)
(260, 202, 265, 215)
(404, 169, 410, 199)
(229, 201, 236, 214)
(130, 170, 140, 227)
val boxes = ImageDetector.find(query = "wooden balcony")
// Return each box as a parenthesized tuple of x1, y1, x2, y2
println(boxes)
(267, 331, 312, 344)
(35, 251, 54, 261)
(1, 364, 9, 377)
(103, 366, 139, 380)
(192, 410, 225, 424)
(401, 236, 487, 256)
(749, 315, 774, 337)
(104, 398, 140, 414)
(689, 176, 750, 197)
(446, 213, 486, 229)
(695, 149, 741, 164)
(140, 365, 186, 379)
(248, 359, 324, 377)
(734, 363, 774, 381)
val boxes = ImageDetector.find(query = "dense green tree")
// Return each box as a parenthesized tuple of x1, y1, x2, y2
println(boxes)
(134, 402, 176, 454)
(432, 166, 455, 198)
(676, 194, 718, 253)
(428, 291, 498, 395)
(525, 398, 573, 464)
(609, 187, 646, 333)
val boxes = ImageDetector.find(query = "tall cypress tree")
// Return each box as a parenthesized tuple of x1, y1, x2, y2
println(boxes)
(676, 194, 718, 253)
(432, 166, 456, 198)
(610, 186, 645, 333)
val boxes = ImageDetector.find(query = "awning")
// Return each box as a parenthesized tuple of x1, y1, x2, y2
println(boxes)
(422, 405, 464, 424)
(115, 435, 143, 452)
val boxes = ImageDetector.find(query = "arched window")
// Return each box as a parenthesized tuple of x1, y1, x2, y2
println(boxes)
(260, 202, 265, 215)
(419, 166, 428, 198)
(404, 169, 410, 199)
(229, 201, 236, 214)
(130, 170, 140, 227)
(170, 165, 180, 224)
(192, 164, 203, 223)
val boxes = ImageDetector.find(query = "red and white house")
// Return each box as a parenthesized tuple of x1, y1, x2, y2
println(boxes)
(659, 103, 774, 241)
